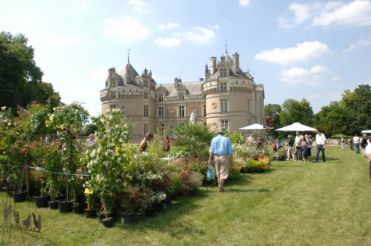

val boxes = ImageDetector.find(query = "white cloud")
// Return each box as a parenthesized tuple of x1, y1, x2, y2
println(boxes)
(103, 16, 149, 42)
(281, 65, 328, 85)
(128, 0, 149, 13)
(184, 26, 217, 45)
(344, 33, 371, 52)
(279, 1, 371, 28)
(278, 3, 314, 28)
(154, 37, 181, 47)
(55, 35, 84, 46)
(239, 0, 250, 7)
(313, 0, 371, 26)
(254, 41, 329, 65)
(158, 22, 180, 31)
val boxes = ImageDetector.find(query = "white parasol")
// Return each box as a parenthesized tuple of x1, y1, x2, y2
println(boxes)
(239, 123, 265, 131)
(275, 122, 317, 132)
(362, 130, 371, 134)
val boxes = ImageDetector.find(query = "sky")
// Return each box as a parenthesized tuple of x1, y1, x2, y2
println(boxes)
(1, 0, 370, 116)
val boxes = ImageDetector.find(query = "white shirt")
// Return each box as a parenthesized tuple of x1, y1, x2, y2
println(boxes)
(353, 136, 360, 144)
(315, 133, 326, 145)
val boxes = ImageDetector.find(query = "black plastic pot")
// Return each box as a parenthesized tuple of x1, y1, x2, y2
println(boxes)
(49, 200, 59, 209)
(73, 203, 84, 214)
(34, 195, 49, 208)
(55, 195, 65, 201)
(188, 188, 197, 196)
(13, 191, 27, 203)
(121, 212, 136, 224)
(58, 200, 73, 213)
(145, 207, 156, 217)
(85, 208, 97, 218)
(101, 217, 115, 228)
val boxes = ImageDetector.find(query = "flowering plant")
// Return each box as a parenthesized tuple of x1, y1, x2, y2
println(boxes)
(84, 110, 129, 214)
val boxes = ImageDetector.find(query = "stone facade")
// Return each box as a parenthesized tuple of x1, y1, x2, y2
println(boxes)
(100, 51, 264, 139)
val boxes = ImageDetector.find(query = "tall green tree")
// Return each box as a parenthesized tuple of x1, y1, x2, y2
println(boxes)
(314, 102, 349, 137)
(280, 99, 314, 126)
(0, 32, 60, 109)
(340, 84, 371, 134)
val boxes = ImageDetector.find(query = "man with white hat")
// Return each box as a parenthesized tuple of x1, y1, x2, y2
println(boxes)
(208, 127, 233, 192)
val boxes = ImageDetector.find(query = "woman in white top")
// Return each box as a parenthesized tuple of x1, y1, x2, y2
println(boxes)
(365, 136, 371, 183)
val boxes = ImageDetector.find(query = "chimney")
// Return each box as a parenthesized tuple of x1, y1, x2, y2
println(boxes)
(233, 52, 240, 71)
(210, 57, 217, 75)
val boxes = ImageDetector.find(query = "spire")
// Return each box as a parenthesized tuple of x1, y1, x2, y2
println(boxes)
(127, 48, 131, 64)
(225, 39, 228, 54)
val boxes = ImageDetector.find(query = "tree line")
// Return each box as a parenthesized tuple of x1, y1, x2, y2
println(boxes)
(264, 84, 371, 137)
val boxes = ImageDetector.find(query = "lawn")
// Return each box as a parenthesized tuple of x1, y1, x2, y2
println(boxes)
(2, 146, 371, 245)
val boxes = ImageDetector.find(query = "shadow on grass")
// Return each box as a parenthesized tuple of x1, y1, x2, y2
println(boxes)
(226, 187, 271, 193)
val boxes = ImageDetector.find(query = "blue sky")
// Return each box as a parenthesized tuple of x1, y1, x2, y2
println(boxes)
(1, 0, 370, 116)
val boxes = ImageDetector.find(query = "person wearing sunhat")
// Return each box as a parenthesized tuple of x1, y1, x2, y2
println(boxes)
(208, 127, 233, 192)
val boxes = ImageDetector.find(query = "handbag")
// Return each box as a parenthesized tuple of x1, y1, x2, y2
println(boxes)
(207, 165, 215, 180)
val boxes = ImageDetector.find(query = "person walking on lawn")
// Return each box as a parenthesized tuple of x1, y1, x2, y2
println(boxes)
(315, 129, 327, 162)
(208, 127, 233, 192)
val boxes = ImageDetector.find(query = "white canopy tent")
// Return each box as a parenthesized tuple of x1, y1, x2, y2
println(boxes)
(239, 123, 265, 131)
(362, 130, 371, 134)
(275, 122, 317, 132)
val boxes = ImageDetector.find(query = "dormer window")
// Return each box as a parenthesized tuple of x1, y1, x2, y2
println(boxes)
(158, 93, 164, 101)
(179, 92, 185, 100)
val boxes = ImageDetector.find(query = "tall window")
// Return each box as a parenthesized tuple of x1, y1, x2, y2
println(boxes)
(179, 106, 185, 118)
(220, 99, 228, 112)
(143, 124, 148, 135)
(158, 93, 164, 101)
(110, 104, 116, 111)
(159, 123, 165, 135)
(179, 92, 185, 100)
(158, 107, 164, 118)
(220, 82, 227, 92)
(220, 120, 229, 131)
(144, 105, 148, 117)
(221, 68, 228, 77)
(204, 104, 206, 116)
(144, 92, 148, 99)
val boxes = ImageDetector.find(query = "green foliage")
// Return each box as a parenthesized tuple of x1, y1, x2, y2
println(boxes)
(314, 84, 371, 136)
(225, 132, 244, 145)
(84, 110, 129, 213)
(280, 99, 314, 126)
(0, 32, 60, 109)
(171, 123, 213, 159)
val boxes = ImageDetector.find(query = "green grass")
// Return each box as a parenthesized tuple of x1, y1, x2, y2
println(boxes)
(2, 146, 371, 245)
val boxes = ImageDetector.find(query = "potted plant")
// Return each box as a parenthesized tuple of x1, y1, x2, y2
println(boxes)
(84, 187, 96, 218)
(34, 171, 49, 208)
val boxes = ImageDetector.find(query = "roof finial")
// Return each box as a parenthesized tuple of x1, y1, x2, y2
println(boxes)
(127, 48, 131, 64)
(225, 39, 228, 54)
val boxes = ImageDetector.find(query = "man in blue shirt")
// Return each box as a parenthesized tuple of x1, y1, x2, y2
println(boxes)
(208, 127, 233, 192)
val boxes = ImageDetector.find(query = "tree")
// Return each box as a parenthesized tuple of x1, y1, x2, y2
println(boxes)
(0, 32, 60, 109)
(314, 102, 349, 137)
(280, 99, 314, 126)
(264, 104, 282, 128)
(340, 84, 371, 134)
